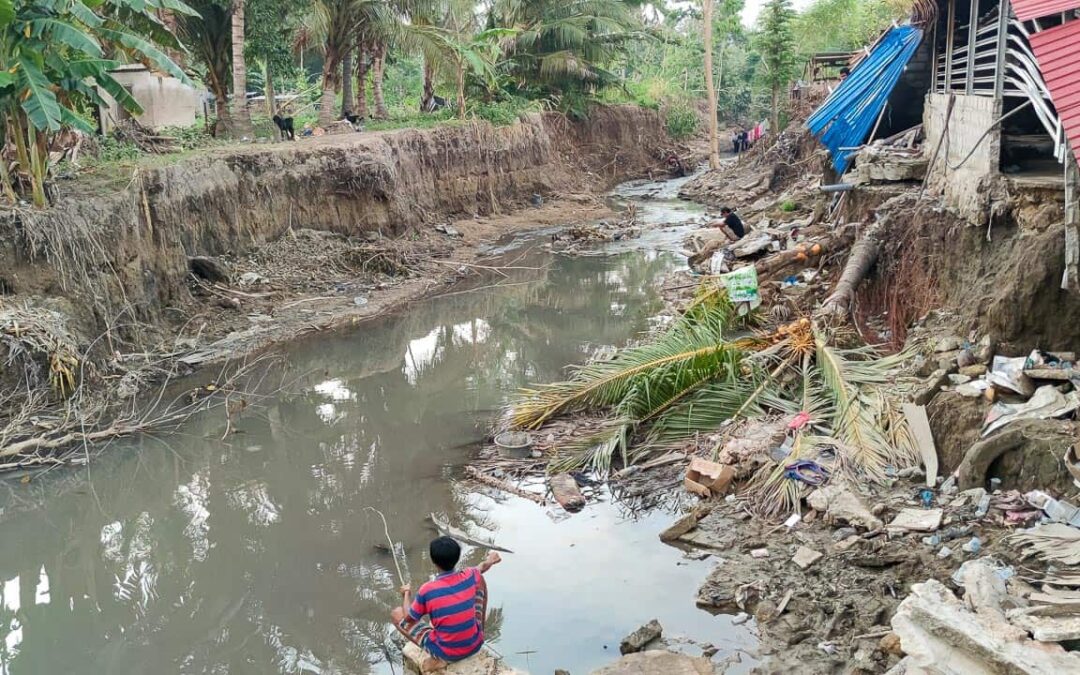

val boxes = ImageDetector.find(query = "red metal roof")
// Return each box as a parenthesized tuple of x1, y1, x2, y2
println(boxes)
(1012, 0, 1080, 22)
(1029, 20, 1080, 164)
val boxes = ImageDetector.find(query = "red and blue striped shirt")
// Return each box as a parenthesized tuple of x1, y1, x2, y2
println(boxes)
(408, 567, 484, 661)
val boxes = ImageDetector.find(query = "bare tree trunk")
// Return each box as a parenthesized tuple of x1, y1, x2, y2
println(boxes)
(372, 42, 388, 119)
(214, 89, 231, 137)
(821, 221, 882, 316)
(703, 0, 720, 169)
(771, 84, 781, 137)
(318, 49, 341, 126)
(341, 47, 355, 116)
(356, 43, 369, 119)
(456, 62, 466, 120)
(265, 60, 277, 118)
(421, 57, 435, 112)
(230, 0, 253, 138)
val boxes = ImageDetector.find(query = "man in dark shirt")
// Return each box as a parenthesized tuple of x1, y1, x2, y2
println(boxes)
(717, 206, 745, 242)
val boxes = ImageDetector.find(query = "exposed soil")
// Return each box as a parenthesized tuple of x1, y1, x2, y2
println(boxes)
(0, 105, 693, 469)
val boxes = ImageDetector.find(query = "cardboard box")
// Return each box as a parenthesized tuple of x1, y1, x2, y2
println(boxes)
(684, 457, 736, 498)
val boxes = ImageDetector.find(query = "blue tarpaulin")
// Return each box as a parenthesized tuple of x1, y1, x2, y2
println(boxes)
(806, 25, 924, 174)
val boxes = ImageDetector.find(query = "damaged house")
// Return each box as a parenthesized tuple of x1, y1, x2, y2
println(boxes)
(808, 0, 1080, 289)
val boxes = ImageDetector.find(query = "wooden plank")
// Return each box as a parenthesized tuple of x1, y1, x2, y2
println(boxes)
(903, 403, 939, 488)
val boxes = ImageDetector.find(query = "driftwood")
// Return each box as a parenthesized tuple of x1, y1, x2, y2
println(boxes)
(464, 466, 546, 505)
(820, 221, 883, 315)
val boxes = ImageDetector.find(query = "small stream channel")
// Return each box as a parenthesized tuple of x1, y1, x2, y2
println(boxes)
(0, 175, 758, 674)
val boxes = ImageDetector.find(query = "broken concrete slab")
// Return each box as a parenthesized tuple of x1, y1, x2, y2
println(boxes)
(807, 484, 884, 530)
(590, 651, 715, 675)
(619, 619, 663, 654)
(403, 644, 525, 674)
(902, 403, 938, 488)
(892, 579, 1080, 674)
(888, 508, 943, 533)
(791, 546, 823, 570)
(913, 369, 950, 406)
(1008, 612, 1080, 642)
(659, 511, 700, 542)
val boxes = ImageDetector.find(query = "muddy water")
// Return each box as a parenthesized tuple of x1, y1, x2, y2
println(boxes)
(0, 182, 755, 675)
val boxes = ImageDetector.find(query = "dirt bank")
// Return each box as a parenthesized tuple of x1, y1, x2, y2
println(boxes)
(0, 105, 687, 467)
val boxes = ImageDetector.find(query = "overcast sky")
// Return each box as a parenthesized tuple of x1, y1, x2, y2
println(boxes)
(739, 0, 816, 26)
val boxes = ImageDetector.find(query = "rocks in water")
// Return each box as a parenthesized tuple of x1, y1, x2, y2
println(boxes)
(619, 619, 663, 654)
(590, 651, 714, 675)
(189, 256, 230, 283)
(402, 644, 524, 674)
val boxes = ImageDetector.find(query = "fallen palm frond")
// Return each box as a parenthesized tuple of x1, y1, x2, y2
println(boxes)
(510, 291, 746, 430)
(509, 279, 917, 494)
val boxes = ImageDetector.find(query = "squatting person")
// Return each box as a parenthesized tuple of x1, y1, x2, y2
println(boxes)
(392, 536, 502, 672)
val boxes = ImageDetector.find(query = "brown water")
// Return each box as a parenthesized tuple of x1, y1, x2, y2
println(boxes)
(0, 179, 757, 674)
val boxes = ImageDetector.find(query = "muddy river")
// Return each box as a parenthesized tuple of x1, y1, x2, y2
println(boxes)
(0, 178, 757, 674)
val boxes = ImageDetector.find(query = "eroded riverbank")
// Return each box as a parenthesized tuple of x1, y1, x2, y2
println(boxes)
(0, 178, 764, 673)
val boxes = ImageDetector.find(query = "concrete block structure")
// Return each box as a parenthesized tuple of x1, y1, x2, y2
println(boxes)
(98, 64, 205, 134)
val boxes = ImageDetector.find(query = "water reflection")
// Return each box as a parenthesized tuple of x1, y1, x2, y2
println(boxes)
(0, 245, 739, 674)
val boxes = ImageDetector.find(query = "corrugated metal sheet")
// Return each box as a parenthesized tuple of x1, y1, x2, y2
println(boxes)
(1029, 20, 1080, 164)
(1011, 0, 1080, 22)
(806, 26, 924, 174)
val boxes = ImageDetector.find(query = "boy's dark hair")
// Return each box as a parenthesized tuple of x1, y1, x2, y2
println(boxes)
(430, 536, 461, 571)
(720, 206, 732, 215)
(840, 67, 850, 76)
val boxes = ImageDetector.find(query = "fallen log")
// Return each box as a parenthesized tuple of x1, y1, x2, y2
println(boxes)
(820, 221, 882, 316)
(464, 466, 546, 505)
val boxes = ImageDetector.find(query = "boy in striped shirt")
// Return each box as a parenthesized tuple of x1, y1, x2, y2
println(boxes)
(392, 536, 502, 672)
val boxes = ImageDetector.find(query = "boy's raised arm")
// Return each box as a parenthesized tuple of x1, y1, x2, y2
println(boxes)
(477, 551, 502, 574)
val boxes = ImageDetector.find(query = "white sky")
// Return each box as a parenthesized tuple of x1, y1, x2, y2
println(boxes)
(667, 0, 817, 28)
(740, 0, 816, 26)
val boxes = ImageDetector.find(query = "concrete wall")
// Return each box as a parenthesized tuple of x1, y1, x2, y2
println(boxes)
(100, 68, 203, 133)
(923, 92, 999, 222)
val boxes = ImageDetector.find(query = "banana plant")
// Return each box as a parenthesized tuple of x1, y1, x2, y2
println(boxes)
(0, 0, 195, 206)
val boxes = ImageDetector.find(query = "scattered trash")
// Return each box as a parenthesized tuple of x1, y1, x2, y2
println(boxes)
(731, 612, 750, 626)
(937, 546, 952, 558)
(982, 385, 1080, 436)
(353, 296, 368, 306)
(750, 548, 770, 559)
(619, 619, 663, 654)
(783, 459, 830, 486)
(1026, 490, 1080, 527)
(962, 537, 982, 554)
(684, 457, 736, 498)
(987, 355, 1036, 397)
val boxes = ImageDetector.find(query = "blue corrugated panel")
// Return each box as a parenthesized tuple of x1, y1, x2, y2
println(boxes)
(806, 25, 924, 174)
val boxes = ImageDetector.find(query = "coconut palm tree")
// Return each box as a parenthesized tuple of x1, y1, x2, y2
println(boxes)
(488, 0, 645, 100)
(311, 0, 395, 126)
(230, 0, 253, 137)
(178, 0, 234, 135)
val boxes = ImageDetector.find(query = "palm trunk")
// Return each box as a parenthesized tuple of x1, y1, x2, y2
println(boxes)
(821, 221, 883, 316)
(421, 57, 435, 112)
(703, 0, 720, 169)
(372, 42, 388, 119)
(230, 0, 253, 138)
(341, 47, 355, 116)
(318, 48, 341, 126)
(356, 44, 369, 119)
(456, 61, 466, 120)
(265, 60, 277, 118)
(771, 84, 780, 136)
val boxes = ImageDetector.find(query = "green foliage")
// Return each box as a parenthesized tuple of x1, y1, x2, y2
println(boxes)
(664, 104, 699, 140)
(470, 97, 540, 126)
(792, 0, 907, 56)
(0, 0, 192, 205)
(780, 199, 797, 212)
(94, 135, 142, 163)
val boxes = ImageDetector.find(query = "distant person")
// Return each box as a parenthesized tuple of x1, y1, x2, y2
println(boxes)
(392, 537, 502, 672)
(715, 206, 745, 242)
(731, 131, 739, 153)
(839, 67, 851, 82)
(738, 130, 749, 153)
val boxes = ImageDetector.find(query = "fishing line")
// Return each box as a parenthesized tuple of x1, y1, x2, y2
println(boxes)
(365, 506, 411, 586)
